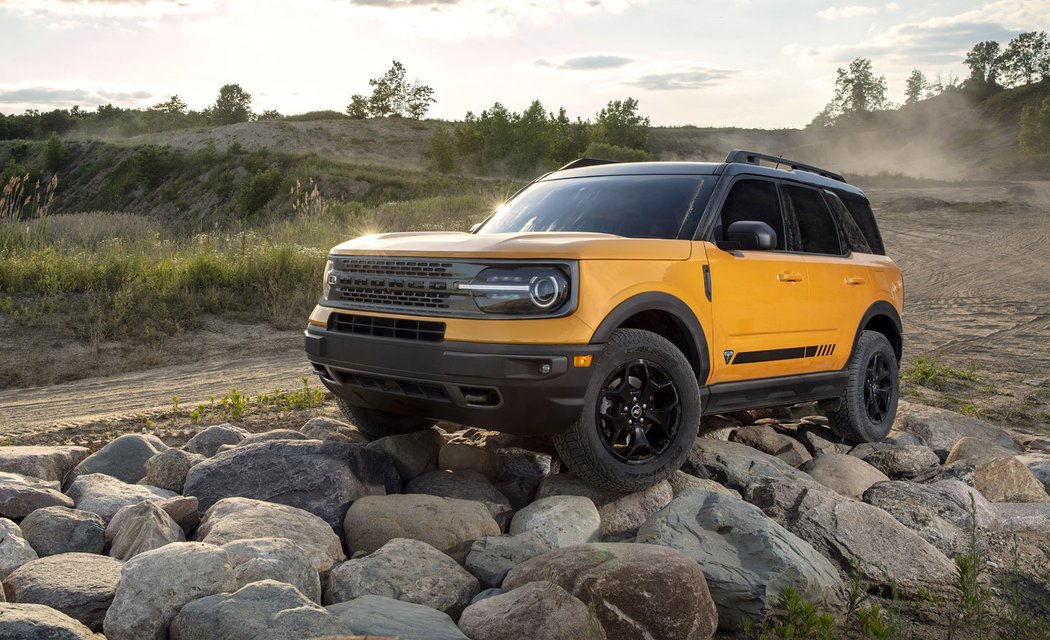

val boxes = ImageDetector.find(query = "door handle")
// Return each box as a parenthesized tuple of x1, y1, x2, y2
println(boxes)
(777, 273, 804, 282)
(846, 277, 866, 285)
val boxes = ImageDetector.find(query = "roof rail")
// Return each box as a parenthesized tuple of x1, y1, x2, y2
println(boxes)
(557, 158, 621, 171)
(724, 149, 846, 184)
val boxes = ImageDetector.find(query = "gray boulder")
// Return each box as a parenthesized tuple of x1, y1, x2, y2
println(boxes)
(299, 417, 368, 444)
(800, 454, 890, 499)
(0, 472, 59, 490)
(184, 424, 250, 457)
(668, 471, 741, 498)
(491, 446, 557, 509)
(862, 481, 987, 556)
(65, 474, 177, 523)
(458, 581, 606, 640)
(683, 439, 810, 492)
(103, 542, 236, 640)
(638, 489, 843, 629)
(504, 543, 718, 640)
(196, 497, 345, 575)
(222, 538, 321, 603)
(236, 429, 310, 446)
(465, 531, 553, 589)
(326, 594, 468, 640)
(0, 479, 74, 518)
(508, 496, 600, 549)
(67, 435, 168, 486)
(1018, 453, 1050, 495)
(730, 424, 812, 467)
(0, 446, 90, 483)
(797, 424, 853, 457)
(2, 553, 122, 631)
(144, 449, 205, 493)
(849, 443, 940, 480)
(698, 413, 741, 440)
(344, 494, 500, 562)
(0, 519, 37, 579)
(439, 443, 503, 478)
(929, 480, 1002, 531)
(19, 507, 106, 556)
(169, 579, 347, 640)
(894, 401, 1020, 460)
(106, 501, 185, 560)
(0, 603, 103, 639)
(366, 428, 444, 481)
(158, 496, 201, 533)
(183, 440, 399, 535)
(406, 470, 514, 529)
(536, 474, 672, 539)
(996, 502, 1050, 533)
(938, 453, 1049, 503)
(325, 538, 479, 617)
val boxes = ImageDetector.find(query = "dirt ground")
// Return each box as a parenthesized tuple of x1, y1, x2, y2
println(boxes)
(0, 179, 1047, 444)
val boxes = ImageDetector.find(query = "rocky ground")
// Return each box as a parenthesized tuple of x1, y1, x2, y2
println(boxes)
(0, 400, 1048, 640)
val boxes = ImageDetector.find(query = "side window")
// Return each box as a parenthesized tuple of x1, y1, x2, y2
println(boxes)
(784, 185, 843, 255)
(835, 191, 886, 255)
(718, 179, 786, 250)
(824, 191, 872, 253)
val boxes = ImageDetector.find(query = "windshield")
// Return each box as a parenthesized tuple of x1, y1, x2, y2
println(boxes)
(478, 175, 711, 239)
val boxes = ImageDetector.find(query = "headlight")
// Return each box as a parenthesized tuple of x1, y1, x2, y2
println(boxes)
(455, 266, 570, 315)
(322, 259, 335, 299)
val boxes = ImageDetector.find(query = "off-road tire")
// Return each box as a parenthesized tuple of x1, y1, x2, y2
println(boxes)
(827, 330, 899, 443)
(335, 397, 436, 440)
(553, 328, 701, 492)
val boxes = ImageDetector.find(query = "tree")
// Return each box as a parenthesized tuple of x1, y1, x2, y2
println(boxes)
(43, 132, 65, 172)
(152, 95, 188, 115)
(353, 61, 436, 119)
(592, 98, 650, 150)
(427, 124, 456, 172)
(1020, 96, 1050, 155)
(1001, 31, 1050, 86)
(905, 70, 927, 104)
(210, 84, 253, 125)
(345, 95, 369, 119)
(835, 58, 888, 116)
(256, 110, 283, 121)
(964, 41, 1004, 86)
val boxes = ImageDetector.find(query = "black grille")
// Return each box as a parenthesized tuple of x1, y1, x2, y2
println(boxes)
(326, 256, 482, 315)
(334, 288, 451, 310)
(337, 371, 449, 401)
(329, 313, 445, 342)
(333, 258, 453, 278)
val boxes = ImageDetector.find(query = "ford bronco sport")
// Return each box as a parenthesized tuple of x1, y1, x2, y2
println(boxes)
(305, 150, 903, 491)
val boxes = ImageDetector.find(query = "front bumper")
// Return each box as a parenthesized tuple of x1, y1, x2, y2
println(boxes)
(305, 326, 602, 435)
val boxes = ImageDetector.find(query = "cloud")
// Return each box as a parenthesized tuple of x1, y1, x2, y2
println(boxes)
(0, 85, 154, 108)
(817, 5, 878, 20)
(536, 54, 635, 70)
(624, 67, 738, 91)
(0, 0, 220, 18)
(885, 2, 900, 9)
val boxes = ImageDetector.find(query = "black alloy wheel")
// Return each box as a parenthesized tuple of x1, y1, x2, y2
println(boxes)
(596, 359, 682, 464)
(864, 351, 894, 423)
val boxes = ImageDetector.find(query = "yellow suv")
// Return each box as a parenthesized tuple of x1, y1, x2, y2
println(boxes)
(305, 150, 904, 491)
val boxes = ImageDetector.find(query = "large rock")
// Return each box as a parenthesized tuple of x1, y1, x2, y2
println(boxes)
(730, 424, 812, 467)
(196, 497, 345, 575)
(2, 553, 122, 632)
(465, 531, 553, 589)
(536, 474, 672, 539)
(458, 581, 605, 640)
(366, 428, 444, 481)
(0, 602, 103, 639)
(0, 471, 59, 490)
(183, 440, 399, 535)
(894, 401, 1020, 460)
(19, 507, 106, 556)
(508, 496, 601, 549)
(0, 446, 90, 483)
(0, 479, 74, 518)
(106, 501, 185, 560)
(344, 494, 500, 562)
(849, 442, 940, 480)
(103, 542, 235, 640)
(938, 453, 1049, 503)
(158, 496, 201, 533)
(637, 489, 844, 629)
(744, 477, 955, 596)
(144, 449, 205, 493)
(504, 543, 718, 640)
(325, 538, 479, 617)
(862, 481, 989, 556)
(800, 454, 890, 499)
(996, 503, 1050, 533)
(326, 594, 468, 640)
(929, 480, 1002, 531)
(1019, 453, 1050, 495)
(67, 435, 168, 486)
(491, 446, 557, 509)
(405, 470, 514, 529)
(668, 471, 741, 499)
(236, 429, 310, 446)
(221, 537, 321, 603)
(65, 474, 177, 523)
(169, 579, 347, 640)
(299, 417, 368, 444)
(683, 439, 810, 492)
(0, 519, 37, 579)
(797, 424, 852, 457)
(184, 424, 250, 457)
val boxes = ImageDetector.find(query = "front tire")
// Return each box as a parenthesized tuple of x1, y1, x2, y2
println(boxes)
(335, 397, 436, 440)
(827, 330, 899, 443)
(553, 329, 701, 492)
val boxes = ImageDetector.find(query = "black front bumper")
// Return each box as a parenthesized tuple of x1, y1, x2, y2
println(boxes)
(305, 327, 602, 435)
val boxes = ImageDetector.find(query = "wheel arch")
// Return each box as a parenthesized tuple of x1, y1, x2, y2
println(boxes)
(590, 292, 710, 384)
(852, 301, 903, 363)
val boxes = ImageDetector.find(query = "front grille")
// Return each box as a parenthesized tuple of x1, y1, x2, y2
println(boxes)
(328, 313, 445, 342)
(326, 257, 482, 316)
(334, 258, 453, 278)
(337, 371, 450, 401)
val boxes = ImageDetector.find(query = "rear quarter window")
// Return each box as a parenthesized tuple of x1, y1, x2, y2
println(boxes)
(834, 191, 885, 255)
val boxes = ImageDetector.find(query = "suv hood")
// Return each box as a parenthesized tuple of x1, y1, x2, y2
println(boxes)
(330, 232, 692, 260)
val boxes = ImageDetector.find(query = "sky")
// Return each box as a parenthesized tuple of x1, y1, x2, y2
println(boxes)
(0, 0, 1047, 128)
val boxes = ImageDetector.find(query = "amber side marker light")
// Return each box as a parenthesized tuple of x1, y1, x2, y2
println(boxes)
(308, 319, 327, 327)
(573, 355, 593, 367)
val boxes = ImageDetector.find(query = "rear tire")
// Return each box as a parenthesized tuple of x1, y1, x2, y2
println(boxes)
(553, 329, 700, 492)
(335, 397, 436, 440)
(827, 330, 899, 443)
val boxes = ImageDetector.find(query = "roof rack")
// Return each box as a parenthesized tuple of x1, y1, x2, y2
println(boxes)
(724, 149, 846, 183)
(557, 158, 621, 171)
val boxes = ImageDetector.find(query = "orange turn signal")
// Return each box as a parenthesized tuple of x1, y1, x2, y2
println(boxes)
(573, 355, 593, 367)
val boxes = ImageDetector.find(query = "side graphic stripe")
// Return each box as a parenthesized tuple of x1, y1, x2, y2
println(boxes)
(731, 343, 838, 365)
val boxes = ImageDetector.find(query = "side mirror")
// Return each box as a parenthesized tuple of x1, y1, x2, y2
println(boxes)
(720, 220, 777, 251)
(469, 222, 483, 234)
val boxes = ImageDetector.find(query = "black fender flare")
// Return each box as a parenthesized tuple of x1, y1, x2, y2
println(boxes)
(850, 300, 903, 363)
(589, 292, 711, 384)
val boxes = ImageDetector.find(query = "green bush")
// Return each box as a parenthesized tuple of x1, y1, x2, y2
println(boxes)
(134, 145, 169, 188)
(583, 142, 652, 162)
(235, 170, 282, 218)
(43, 133, 65, 172)
(1020, 95, 1050, 154)
(427, 124, 456, 173)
